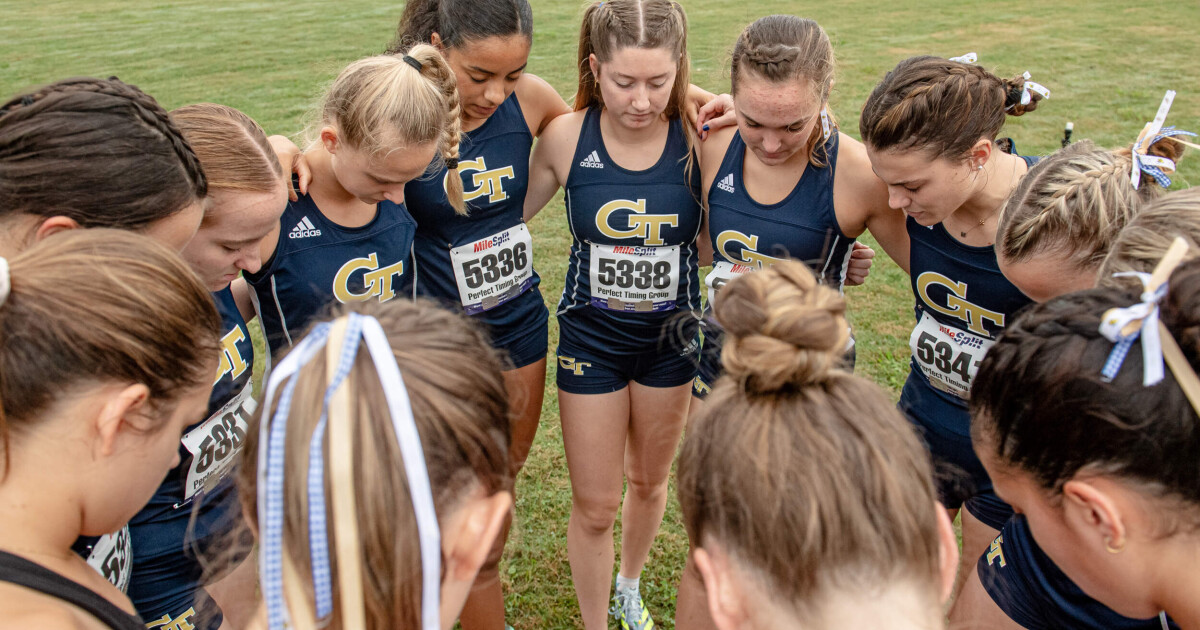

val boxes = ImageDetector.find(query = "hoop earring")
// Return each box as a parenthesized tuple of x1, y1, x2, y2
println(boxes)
(1105, 537, 1126, 554)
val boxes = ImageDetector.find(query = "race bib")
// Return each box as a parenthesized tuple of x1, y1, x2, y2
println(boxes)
(451, 224, 534, 314)
(909, 310, 994, 399)
(589, 243, 679, 312)
(85, 526, 131, 592)
(180, 382, 254, 502)
(705, 261, 755, 309)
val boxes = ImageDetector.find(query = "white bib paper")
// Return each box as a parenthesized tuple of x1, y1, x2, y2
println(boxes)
(85, 526, 131, 592)
(450, 224, 535, 314)
(181, 382, 254, 502)
(705, 260, 755, 309)
(589, 243, 679, 312)
(909, 310, 994, 399)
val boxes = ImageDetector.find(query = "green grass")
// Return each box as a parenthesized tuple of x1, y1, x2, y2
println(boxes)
(3, 1, 1198, 627)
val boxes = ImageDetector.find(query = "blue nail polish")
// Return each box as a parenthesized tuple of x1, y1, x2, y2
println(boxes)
(702, 124, 709, 131)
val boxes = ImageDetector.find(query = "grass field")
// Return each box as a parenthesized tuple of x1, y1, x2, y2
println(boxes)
(3, 1, 1198, 627)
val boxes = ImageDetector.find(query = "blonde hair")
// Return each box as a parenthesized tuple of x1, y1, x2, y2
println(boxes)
(170, 103, 283, 194)
(677, 260, 941, 622)
(238, 299, 511, 629)
(1099, 187, 1200, 287)
(730, 15, 836, 168)
(0, 229, 220, 474)
(999, 138, 1188, 271)
(321, 48, 465, 214)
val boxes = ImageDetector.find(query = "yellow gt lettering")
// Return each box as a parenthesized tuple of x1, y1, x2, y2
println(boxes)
(916, 271, 1004, 336)
(146, 607, 197, 630)
(332, 253, 405, 303)
(692, 375, 711, 396)
(986, 534, 1007, 568)
(715, 230, 783, 268)
(596, 199, 678, 246)
(451, 156, 515, 204)
(558, 356, 591, 376)
(213, 327, 250, 385)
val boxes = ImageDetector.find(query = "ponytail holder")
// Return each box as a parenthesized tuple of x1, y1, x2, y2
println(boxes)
(1129, 90, 1198, 190)
(0, 258, 10, 306)
(1005, 71, 1050, 111)
(402, 55, 423, 72)
(819, 107, 832, 142)
(19, 95, 33, 107)
(949, 52, 978, 64)
(445, 157, 459, 170)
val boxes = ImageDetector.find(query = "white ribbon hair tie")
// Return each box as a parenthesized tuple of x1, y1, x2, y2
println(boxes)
(949, 52, 977, 64)
(1007, 71, 1050, 111)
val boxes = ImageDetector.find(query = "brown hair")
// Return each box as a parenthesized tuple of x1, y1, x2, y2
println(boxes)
(238, 299, 511, 629)
(0, 77, 207, 230)
(170, 103, 284, 194)
(573, 0, 690, 120)
(320, 50, 465, 214)
(1099, 188, 1200, 287)
(0, 229, 220, 474)
(859, 55, 1042, 161)
(677, 260, 942, 620)
(390, 0, 532, 51)
(730, 15, 836, 168)
(998, 137, 1187, 271)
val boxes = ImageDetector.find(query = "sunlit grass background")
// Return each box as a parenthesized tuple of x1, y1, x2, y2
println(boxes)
(3, 0, 1198, 627)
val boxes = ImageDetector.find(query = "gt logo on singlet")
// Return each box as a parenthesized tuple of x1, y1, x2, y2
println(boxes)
(147, 608, 197, 630)
(916, 272, 1004, 335)
(715, 230, 785, 268)
(213, 327, 250, 385)
(596, 199, 678, 246)
(449, 156, 515, 204)
(332, 252, 404, 303)
(558, 356, 591, 375)
(692, 375, 711, 396)
(986, 534, 1007, 568)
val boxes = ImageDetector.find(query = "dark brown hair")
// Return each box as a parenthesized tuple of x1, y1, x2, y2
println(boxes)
(677, 260, 942, 620)
(390, 0, 532, 51)
(0, 229, 221, 474)
(574, 0, 690, 120)
(972, 259, 1200, 515)
(239, 299, 511, 629)
(0, 77, 207, 230)
(730, 15, 836, 168)
(999, 138, 1187, 270)
(859, 55, 1042, 161)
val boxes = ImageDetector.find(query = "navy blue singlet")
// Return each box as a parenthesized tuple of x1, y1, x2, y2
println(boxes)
(247, 181, 417, 354)
(899, 155, 1039, 436)
(557, 106, 702, 350)
(404, 92, 547, 362)
(125, 287, 255, 628)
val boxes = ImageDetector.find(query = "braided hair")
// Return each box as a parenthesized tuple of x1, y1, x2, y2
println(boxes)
(0, 76, 207, 231)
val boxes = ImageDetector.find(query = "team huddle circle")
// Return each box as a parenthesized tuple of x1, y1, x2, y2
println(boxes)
(1, 1, 1198, 630)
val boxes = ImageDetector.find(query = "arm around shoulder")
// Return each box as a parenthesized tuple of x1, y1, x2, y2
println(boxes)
(515, 73, 572, 138)
(524, 111, 584, 222)
(834, 133, 910, 275)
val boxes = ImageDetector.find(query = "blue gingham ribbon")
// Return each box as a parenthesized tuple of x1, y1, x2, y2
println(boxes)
(1129, 90, 1197, 190)
(1007, 71, 1050, 111)
(305, 315, 365, 618)
(949, 52, 977, 64)
(1099, 272, 1167, 385)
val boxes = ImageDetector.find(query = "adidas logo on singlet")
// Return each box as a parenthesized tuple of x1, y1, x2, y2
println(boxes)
(579, 150, 604, 169)
(716, 173, 735, 193)
(288, 216, 322, 239)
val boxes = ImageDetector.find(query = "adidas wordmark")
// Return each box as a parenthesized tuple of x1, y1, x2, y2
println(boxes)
(289, 216, 322, 239)
(579, 150, 604, 169)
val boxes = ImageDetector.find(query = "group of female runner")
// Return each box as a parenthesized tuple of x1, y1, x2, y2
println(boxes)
(2, 0, 1200, 629)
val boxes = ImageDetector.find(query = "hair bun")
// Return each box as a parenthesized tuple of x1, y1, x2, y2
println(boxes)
(715, 260, 849, 393)
(1002, 74, 1041, 116)
(745, 43, 800, 68)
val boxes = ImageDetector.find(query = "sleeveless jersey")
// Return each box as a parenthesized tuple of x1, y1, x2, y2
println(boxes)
(900, 156, 1037, 436)
(706, 130, 854, 306)
(247, 183, 417, 353)
(557, 107, 702, 349)
(404, 92, 545, 348)
(131, 287, 255, 526)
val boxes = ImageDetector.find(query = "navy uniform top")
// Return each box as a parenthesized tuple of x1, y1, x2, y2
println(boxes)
(246, 183, 417, 354)
(557, 106, 703, 350)
(900, 155, 1038, 436)
(130, 287, 255, 528)
(404, 92, 545, 349)
(705, 130, 854, 307)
